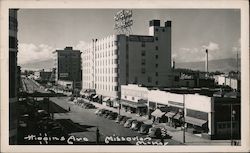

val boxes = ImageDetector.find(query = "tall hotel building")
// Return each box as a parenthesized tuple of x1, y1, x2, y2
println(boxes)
(9, 9, 18, 144)
(82, 20, 172, 99)
(53, 47, 82, 90)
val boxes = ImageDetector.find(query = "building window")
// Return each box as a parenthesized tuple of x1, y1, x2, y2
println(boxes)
(114, 77, 118, 82)
(162, 29, 165, 32)
(155, 72, 158, 76)
(115, 86, 118, 91)
(134, 76, 138, 83)
(155, 55, 158, 59)
(155, 64, 158, 68)
(155, 37, 158, 41)
(155, 28, 158, 32)
(141, 68, 145, 74)
(141, 50, 146, 56)
(9, 36, 17, 48)
(141, 42, 145, 47)
(155, 46, 158, 50)
(141, 59, 145, 65)
(148, 76, 152, 83)
(156, 81, 158, 85)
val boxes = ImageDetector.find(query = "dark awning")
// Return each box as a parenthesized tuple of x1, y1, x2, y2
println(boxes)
(185, 116, 207, 127)
(120, 100, 147, 108)
(151, 109, 166, 118)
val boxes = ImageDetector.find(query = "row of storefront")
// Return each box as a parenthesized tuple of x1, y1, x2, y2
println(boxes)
(81, 84, 240, 139)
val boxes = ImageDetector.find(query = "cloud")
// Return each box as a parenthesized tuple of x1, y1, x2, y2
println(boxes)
(175, 47, 204, 62)
(18, 43, 55, 65)
(74, 41, 87, 51)
(202, 42, 219, 51)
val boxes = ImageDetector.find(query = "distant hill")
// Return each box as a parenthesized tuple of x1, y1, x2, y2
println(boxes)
(176, 58, 240, 73)
(20, 57, 240, 73)
(20, 59, 54, 71)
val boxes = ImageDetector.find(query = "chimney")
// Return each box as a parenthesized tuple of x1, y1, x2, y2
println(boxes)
(205, 49, 208, 78)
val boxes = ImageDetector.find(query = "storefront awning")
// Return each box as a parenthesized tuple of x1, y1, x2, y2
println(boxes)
(165, 112, 176, 118)
(173, 113, 183, 120)
(151, 109, 166, 118)
(185, 116, 207, 127)
(120, 100, 147, 108)
(103, 97, 110, 102)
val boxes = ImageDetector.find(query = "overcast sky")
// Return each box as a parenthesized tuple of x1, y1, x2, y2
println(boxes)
(17, 9, 240, 65)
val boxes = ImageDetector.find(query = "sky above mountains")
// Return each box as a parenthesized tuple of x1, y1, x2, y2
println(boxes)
(17, 9, 240, 66)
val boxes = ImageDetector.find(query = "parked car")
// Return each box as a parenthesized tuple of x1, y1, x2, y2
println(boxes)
(148, 127, 172, 139)
(84, 103, 96, 109)
(115, 115, 125, 123)
(96, 109, 107, 116)
(130, 120, 143, 131)
(138, 124, 152, 134)
(119, 116, 131, 125)
(95, 109, 104, 115)
(36, 110, 50, 120)
(124, 119, 136, 128)
(148, 127, 162, 138)
(107, 112, 118, 120)
(103, 110, 112, 118)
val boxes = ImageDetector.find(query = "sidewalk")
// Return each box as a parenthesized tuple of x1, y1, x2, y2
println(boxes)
(82, 98, 233, 145)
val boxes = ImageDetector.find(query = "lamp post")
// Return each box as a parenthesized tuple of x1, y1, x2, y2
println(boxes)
(231, 104, 236, 145)
(118, 98, 121, 115)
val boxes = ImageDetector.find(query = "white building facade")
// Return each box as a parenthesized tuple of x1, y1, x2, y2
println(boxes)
(82, 20, 173, 99)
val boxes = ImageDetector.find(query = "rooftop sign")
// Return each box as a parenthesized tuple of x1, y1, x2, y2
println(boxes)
(114, 10, 133, 34)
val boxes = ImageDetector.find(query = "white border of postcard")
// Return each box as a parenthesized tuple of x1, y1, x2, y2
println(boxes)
(0, 0, 249, 152)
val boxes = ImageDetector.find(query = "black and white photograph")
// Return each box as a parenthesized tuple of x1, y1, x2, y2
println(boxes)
(1, 0, 249, 152)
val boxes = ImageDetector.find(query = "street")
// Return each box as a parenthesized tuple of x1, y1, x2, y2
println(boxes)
(21, 77, 49, 93)
(18, 77, 232, 145)
(50, 97, 181, 145)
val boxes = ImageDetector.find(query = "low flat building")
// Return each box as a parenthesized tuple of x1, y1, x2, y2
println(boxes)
(120, 84, 240, 140)
(120, 84, 148, 115)
(34, 69, 52, 81)
(214, 74, 240, 91)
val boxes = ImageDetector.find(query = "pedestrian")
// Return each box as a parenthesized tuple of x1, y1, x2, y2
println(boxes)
(96, 128, 100, 144)
(160, 136, 164, 145)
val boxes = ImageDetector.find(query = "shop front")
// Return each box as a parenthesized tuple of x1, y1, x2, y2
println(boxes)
(151, 109, 167, 123)
(120, 100, 147, 116)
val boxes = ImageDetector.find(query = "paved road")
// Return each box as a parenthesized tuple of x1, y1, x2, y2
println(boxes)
(50, 97, 181, 145)
(21, 77, 49, 93)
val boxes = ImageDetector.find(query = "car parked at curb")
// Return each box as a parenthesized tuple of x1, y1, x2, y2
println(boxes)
(107, 112, 118, 120)
(115, 115, 125, 123)
(124, 119, 136, 128)
(119, 116, 131, 125)
(130, 120, 143, 131)
(138, 124, 152, 134)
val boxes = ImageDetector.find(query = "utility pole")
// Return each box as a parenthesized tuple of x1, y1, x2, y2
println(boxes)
(231, 104, 236, 145)
(236, 49, 239, 80)
(183, 94, 185, 144)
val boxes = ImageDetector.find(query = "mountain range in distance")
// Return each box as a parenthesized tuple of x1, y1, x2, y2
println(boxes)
(20, 58, 240, 73)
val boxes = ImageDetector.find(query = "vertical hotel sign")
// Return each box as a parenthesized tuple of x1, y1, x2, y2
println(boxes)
(114, 10, 133, 34)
